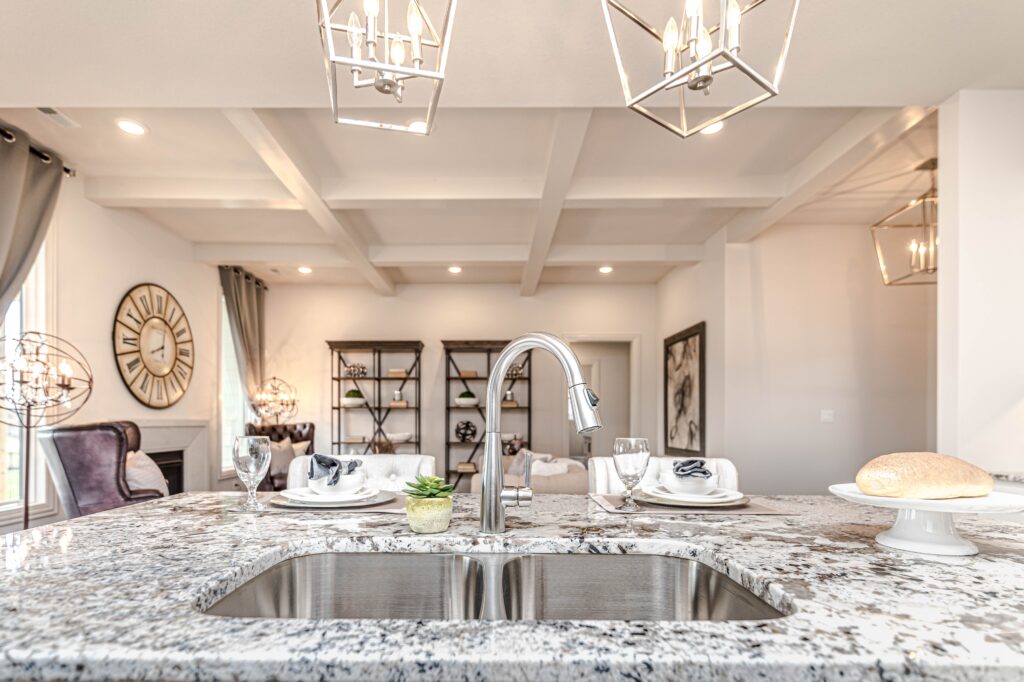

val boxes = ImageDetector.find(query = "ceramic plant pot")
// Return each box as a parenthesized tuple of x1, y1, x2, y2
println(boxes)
(406, 496, 453, 534)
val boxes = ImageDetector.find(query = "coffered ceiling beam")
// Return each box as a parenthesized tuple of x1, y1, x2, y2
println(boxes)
(85, 177, 301, 210)
(194, 242, 704, 268)
(83, 175, 781, 211)
(546, 244, 703, 265)
(520, 108, 593, 296)
(222, 108, 395, 295)
(725, 106, 932, 243)
(321, 177, 539, 209)
(564, 177, 783, 209)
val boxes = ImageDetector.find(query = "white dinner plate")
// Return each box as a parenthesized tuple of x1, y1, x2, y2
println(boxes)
(281, 486, 380, 504)
(635, 489, 749, 508)
(641, 486, 745, 505)
(271, 490, 398, 509)
(645, 484, 736, 502)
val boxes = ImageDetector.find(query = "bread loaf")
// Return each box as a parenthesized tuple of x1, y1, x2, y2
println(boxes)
(855, 452, 993, 499)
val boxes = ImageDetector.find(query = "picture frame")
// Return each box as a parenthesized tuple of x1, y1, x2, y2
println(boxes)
(664, 322, 706, 456)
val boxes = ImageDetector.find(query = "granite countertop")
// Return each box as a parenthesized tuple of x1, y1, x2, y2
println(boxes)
(1, 493, 1023, 681)
(993, 472, 1024, 484)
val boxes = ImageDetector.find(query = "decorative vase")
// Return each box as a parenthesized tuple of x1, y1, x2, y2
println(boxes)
(406, 496, 453, 533)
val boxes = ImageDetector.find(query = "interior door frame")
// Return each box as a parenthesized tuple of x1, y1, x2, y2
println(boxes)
(559, 333, 641, 457)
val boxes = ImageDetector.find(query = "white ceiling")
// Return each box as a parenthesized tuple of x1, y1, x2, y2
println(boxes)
(2, 1, 1022, 108)
(0, 0, 983, 290)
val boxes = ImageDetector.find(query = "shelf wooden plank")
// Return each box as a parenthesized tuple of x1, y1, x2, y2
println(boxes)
(327, 340, 424, 352)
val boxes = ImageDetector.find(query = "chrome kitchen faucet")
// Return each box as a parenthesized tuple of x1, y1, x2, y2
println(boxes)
(480, 333, 602, 534)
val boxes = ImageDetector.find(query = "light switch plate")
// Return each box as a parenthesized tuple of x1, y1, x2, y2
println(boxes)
(820, 409, 835, 423)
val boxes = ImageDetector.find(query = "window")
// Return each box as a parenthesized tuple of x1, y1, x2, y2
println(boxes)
(0, 245, 49, 510)
(219, 296, 251, 474)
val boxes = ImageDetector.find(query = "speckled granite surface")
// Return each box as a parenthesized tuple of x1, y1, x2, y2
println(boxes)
(1, 492, 1023, 681)
(994, 471, 1024, 484)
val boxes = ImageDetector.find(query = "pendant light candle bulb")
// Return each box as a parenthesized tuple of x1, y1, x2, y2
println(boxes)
(363, 0, 379, 49)
(407, 0, 424, 63)
(663, 17, 680, 75)
(696, 26, 712, 59)
(347, 12, 363, 47)
(407, 1, 423, 35)
(726, 0, 742, 52)
(685, 0, 703, 43)
(390, 38, 406, 66)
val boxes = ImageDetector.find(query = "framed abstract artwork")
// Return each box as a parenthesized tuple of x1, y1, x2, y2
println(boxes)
(664, 322, 706, 456)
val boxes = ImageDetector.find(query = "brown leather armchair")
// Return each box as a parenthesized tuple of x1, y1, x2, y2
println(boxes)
(38, 421, 164, 520)
(245, 422, 315, 491)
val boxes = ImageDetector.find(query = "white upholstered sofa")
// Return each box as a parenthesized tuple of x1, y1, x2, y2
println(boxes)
(286, 454, 435, 491)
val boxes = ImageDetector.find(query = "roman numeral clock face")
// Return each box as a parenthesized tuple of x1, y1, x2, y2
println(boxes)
(113, 283, 193, 408)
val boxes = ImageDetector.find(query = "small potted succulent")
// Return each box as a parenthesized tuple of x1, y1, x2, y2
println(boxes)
(403, 475, 455, 533)
(455, 389, 479, 407)
(341, 388, 366, 407)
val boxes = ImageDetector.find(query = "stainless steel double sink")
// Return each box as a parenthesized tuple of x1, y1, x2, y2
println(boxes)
(204, 553, 784, 622)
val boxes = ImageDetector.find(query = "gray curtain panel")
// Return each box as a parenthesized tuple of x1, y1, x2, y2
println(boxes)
(218, 265, 267, 407)
(0, 125, 64, 317)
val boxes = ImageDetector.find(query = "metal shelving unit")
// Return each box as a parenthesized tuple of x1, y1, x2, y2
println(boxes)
(328, 340, 423, 455)
(442, 340, 532, 486)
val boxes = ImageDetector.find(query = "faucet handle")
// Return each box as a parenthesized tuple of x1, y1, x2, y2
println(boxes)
(500, 450, 533, 508)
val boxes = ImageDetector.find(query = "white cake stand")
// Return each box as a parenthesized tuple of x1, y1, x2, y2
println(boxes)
(829, 483, 1024, 556)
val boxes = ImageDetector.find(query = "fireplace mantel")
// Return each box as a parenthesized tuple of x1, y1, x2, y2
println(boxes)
(134, 420, 210, 491)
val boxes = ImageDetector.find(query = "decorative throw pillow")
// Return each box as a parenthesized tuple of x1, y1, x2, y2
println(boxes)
(291, 440, 311, 457)
(125, 450, 169, 497)
(269, 437, 298, 476)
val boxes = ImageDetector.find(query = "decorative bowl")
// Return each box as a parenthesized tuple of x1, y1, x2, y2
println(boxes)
(387, 432, 412, 443)
(455, 397, 479, 407)
(660, 472, 718, 495)
(340, 397, 366, 408)
(309, 458, 367, 497)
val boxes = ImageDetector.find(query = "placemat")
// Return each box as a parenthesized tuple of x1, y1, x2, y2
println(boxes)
(589, 493, 793, 515)
(267, 494, 407, 514)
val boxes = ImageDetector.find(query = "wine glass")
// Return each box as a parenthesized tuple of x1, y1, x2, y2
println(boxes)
(233, 436, 271, 512)
(612, 437, 650, 512)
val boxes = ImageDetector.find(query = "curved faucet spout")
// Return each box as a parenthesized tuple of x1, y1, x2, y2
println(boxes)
(480, 333, 602, 534)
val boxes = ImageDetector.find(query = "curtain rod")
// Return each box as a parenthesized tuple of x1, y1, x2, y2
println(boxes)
(0, 126, 76, 177)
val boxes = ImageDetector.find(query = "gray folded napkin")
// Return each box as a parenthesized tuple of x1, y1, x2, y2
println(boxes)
(308, 455, 363, 486)
(673, 458, 712, 479)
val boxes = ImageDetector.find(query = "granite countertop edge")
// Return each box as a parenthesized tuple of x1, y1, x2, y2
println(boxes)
(0, 492, 1021, 682)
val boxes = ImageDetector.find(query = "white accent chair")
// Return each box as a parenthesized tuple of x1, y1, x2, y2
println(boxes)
(287, 454, 436, 492)
(588, 456, 739, 494)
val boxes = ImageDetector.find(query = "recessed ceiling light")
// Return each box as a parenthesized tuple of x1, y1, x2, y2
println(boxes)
(448, 265, 462, 274)
(297, 266, 313, 275)
(700, 121, 725, 136)
(599, 266, 614, 274)
(116, 119, 148, 136)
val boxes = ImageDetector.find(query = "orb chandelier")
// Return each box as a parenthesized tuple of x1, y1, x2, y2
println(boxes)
(0, 332, 93, 529)
(871, 158, 938, 287)
(316, 0, 458, 135)
(254, 376, 298, 424)
(599, 0, 801, 138)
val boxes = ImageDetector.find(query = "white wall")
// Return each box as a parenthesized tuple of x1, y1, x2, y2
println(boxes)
(568, 341, 632, 458)
(263, 283, 660, 477)
(937, 90, 1024, 474)
(657, 223, 935, 494)
(53, 180, 220, 430)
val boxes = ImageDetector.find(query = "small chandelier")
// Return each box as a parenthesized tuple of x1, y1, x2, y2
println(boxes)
(254, 376, 298, 424)
(871, 158, 938, 287)
(599, 0, 801, 139)
(316, 0, 458, 135)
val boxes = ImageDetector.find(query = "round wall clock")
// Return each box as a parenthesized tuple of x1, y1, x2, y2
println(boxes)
(113, 283, 194, 408)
